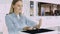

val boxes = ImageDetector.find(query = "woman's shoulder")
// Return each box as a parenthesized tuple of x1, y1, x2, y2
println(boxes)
(5, 13, 13, 18)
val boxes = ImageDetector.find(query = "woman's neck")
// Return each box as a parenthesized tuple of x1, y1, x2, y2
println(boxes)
(14, 12, 19, 15)
(14, 9, 22, 15)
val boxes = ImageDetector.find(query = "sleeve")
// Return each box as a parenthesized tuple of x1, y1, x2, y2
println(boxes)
(5, 15, 20, 34)
(25, 17, 36, 27)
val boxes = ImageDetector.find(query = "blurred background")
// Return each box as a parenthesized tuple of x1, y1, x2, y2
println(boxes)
(0, 0, 60, 34)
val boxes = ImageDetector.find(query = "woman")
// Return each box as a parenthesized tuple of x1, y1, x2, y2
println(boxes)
(5, 0, 42, 34)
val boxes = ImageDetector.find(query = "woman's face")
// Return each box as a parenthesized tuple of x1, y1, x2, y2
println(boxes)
(13, 1, 23, 13)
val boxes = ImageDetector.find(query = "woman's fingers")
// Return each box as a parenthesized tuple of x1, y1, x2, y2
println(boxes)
(23, 27, 33, 30)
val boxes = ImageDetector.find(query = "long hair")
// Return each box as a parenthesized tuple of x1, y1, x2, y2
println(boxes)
(9, 0, 22, 14)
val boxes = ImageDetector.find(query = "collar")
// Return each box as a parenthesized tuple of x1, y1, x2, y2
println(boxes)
(12, 13, 22, 18)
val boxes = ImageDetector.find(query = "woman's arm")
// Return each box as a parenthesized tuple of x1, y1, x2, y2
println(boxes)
(23, 17, 37, 30)
(23, 19, 42, 30)
(26, 18, 36, 28)
(24, 16, 42, 30)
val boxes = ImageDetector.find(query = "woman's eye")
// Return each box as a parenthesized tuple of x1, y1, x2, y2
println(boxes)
(17, 5, 23, 7)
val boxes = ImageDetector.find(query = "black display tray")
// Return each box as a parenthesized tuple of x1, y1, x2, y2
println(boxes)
(22, 28, 54, 34)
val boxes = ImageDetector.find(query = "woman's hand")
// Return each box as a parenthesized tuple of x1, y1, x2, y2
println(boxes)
(23, 26, 33, 30)
(33, 19, 42, 29)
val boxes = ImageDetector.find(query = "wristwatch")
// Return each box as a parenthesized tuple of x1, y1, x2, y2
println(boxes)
(32, 27, 37, 30)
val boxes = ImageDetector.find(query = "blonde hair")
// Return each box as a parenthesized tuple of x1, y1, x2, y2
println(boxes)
(9, 0, 22, 14)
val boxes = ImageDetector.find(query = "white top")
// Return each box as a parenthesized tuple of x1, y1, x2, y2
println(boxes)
(17, 14, 20, 19)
